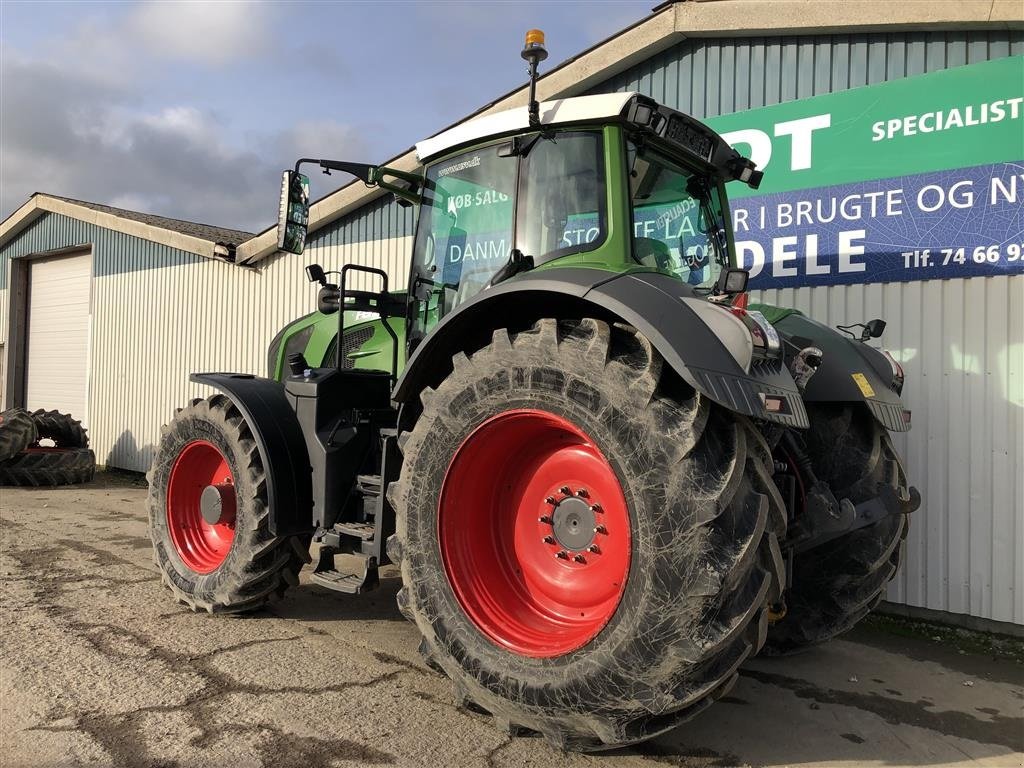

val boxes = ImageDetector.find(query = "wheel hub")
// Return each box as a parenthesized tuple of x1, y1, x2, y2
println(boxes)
(200, 483, 236, 525)
(549, 496, 596, 551)
(166, 440, 237, 574)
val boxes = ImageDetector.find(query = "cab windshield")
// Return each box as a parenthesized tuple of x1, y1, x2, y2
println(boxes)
(628, 141, 730, 288)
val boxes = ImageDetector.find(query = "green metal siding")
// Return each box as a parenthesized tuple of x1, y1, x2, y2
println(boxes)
(590, 30, 1024, 114)
(305, 188, 416, 250)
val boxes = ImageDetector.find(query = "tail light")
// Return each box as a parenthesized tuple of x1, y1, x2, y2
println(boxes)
(881, 350, 905, 393)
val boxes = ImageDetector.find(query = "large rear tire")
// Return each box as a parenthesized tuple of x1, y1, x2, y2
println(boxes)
(765, 405, 911, 653)
(388, 318, 786, 750)
(147, 395, 310, 613)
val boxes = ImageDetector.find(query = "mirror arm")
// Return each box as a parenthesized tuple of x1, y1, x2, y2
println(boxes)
(370, 165, 421, 185)
(370, 166, 422, 206)
(294, 158, 377, 183)
(377, 178, 421, 205)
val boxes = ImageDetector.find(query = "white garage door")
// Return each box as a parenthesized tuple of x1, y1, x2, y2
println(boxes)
(26, 251, 93, 426)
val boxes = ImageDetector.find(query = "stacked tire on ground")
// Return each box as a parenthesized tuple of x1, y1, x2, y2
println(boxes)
(0, 408, 95, 486)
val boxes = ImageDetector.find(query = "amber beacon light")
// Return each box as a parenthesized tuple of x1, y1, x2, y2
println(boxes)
(523, 29, 548, 59)
(522, 29, 548, 129)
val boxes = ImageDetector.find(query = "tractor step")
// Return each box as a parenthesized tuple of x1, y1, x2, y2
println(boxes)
(335, 521, 375, 540)
(311, 548, 379, 594)
(356, 473, 382, 496)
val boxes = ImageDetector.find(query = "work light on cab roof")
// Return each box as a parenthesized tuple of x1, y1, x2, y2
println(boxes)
(151, 28, 919, 755)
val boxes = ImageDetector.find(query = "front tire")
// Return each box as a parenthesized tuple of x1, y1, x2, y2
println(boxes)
(388, 319, 786, 750)
(147, 395, 310, 613)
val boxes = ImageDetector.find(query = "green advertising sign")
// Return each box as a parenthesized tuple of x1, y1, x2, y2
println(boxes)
(703, 56, 1024, 288)
(709, 56, 1024, 198)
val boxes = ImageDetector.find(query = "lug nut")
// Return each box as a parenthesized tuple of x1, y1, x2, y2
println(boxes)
(539, 515, 552, 524)
(543, 535, 556, 545)
(574, 554, 587, 564)
(594, 525, 607, 535)
(590, 504, 602, 513)
(575, 489, 589, 498)
(545, 496, 556, 505)
(588, 544, 601, 555)
(556, 550, 569, 560)
(559, 486, 571, 495)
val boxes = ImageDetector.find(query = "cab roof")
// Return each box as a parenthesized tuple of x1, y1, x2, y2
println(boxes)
(415, 92, 637, 164)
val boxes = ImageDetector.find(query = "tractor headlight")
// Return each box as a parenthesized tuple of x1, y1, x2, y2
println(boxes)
(267, 331, 286, 378)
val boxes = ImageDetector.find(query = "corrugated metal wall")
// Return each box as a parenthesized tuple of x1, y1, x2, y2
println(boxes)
(595, 30, 1024, 113)
(591, 31, 1024, 625)
(0, 210, 411, 470)
(303, 194, 417, 292)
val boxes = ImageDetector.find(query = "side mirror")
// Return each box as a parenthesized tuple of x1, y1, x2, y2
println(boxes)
(305, 263, 327, 285)
(715, 267, 749, 296)
(278, 171, 310, 255)
(863, 318, 886, 340)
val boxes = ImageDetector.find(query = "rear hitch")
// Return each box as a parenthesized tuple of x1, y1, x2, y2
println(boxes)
(793, 482, 919, 553)
(779, 431, 918, 553)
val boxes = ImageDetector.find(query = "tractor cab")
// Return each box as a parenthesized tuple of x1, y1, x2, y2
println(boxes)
(274, 37, 762, 370)
(403, 95, 759, 352)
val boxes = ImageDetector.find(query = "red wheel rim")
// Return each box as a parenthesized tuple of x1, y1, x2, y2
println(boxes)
(439, 409, 630, 658)
(166, 440, 236, 574)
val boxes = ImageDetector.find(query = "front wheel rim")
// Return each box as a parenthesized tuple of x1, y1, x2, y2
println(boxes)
(166, 440, 237, 573)
(439, 409, 631, 658)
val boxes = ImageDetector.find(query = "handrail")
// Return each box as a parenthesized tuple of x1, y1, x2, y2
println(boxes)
(339, 265, 400, 384)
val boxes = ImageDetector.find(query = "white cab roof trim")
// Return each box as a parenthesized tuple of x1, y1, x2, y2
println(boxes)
(415, 92, 637, 163)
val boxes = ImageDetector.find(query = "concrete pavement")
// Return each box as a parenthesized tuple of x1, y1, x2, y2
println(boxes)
(1, 473, 1021, 768)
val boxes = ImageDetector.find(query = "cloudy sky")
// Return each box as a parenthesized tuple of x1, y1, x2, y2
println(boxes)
(0, 0, 652, 233)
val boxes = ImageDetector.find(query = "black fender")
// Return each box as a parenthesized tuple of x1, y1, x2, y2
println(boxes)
(771, 313, 910, 433)
(394, 267, 808, 428)
(191, 373, 313, 536)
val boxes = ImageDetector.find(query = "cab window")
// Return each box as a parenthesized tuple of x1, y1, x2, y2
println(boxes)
(409, 143, 515, 336)
(627, 140, 729, 288)
(516, 131, 606, 263)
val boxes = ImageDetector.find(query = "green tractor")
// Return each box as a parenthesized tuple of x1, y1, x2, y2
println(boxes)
(147, 31, 919, 751)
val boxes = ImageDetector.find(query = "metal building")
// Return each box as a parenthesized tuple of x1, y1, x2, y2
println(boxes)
(1, 0, 1021, 631)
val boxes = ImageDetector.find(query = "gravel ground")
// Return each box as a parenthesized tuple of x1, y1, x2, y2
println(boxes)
(1, 472, 1021, 768)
